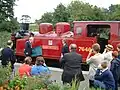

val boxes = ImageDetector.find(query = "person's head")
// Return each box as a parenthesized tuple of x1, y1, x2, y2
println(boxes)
(28, 36, 34, 43)
(24, 56, 32, 65)
(105, 44, 113, 52)
(112, 51, 118, 59)
(92, 43, 100, 54)
(101, 61, 108, 69)
(29, 32, 34, 37)
(117, 43, 120, 52)
(7, 40, 13, 48)
(69, 44, 77, 52)
(62, 38, 67, 45)
(35, 56, 45, 66)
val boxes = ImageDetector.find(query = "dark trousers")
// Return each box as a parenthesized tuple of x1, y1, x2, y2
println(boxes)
(114, 79, 118, 90)
(89, 80, 94, 88)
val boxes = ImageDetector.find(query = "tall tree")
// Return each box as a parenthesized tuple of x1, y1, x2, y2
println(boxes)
(40, 12, 53, 23)
(21, 15, 31, 23)
(67, 1, 94, 21)
(0, 0, 18, 32)
(108, 4, 120, 20)
(53, 3, 70, 23)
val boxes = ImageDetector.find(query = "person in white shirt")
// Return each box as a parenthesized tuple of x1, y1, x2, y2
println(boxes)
(86, 43, 104, 88)
(102, 44, 113, 68)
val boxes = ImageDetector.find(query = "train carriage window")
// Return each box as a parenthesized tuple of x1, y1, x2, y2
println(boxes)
(87, 25, 110, 39)
(87, 25, 110, 53)
(76, 27, 82, 35)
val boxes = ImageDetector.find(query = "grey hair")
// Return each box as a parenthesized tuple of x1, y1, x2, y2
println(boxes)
(69, 44, 77, 52)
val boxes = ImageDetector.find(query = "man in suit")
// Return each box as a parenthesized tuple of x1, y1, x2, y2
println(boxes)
(1, 40, 16, 70)
(93, 61, 115, 90)
(60, 44, 84, 85)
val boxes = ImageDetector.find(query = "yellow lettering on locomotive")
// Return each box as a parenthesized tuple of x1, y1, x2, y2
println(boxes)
(78, 46, 91, 52)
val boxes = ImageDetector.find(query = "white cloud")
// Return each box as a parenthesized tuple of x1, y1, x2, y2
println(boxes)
(14, 0, 120, 22)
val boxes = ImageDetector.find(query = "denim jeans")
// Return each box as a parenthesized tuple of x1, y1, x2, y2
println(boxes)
(93, 80, 106, 89)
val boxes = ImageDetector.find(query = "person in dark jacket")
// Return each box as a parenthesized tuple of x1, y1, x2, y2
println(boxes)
(93, 61, 115, 90)
(61, 38, 69, 56)
(1, 40, 16, 70)
(116, 44, 120, 86)
(60, 44, 84, 85)
(24, 33, 34, 56)
(110, 51, 120, 90)
(117, 44, 120, 59)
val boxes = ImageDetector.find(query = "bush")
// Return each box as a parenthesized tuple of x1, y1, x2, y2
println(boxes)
(0, 31, 11, 48)
(0, 64, 12, 86)
(0, 19, 19, 32)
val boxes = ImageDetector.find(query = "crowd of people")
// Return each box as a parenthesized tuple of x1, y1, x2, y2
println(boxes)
(1, 35, 120, 90)
(61, 40, 120, 90)
(18, 56, 50, 78)
(0, 39, 51, 78)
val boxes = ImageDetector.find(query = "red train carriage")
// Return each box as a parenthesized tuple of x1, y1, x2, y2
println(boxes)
(15, 21, 120, 66)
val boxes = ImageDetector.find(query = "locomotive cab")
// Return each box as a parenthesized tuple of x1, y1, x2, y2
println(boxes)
(87, 24, 110, 53)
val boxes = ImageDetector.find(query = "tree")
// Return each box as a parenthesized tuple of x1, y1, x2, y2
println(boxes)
(0, 0, 19, 32)
(39, 12, 53, 23)
(20, 15, 31, 23)
(108, 4, 120, 20)
(38, 0, 120, 24)
(67, 1, 94, 21)
(53, 3, 70, 23)
(92, 6, 107, 21)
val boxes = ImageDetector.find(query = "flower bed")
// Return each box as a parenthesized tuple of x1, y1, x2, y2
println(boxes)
(0, 65, 103, 90)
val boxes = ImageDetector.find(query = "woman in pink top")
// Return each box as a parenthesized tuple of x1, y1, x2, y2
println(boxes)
(18, 57, 32, 78)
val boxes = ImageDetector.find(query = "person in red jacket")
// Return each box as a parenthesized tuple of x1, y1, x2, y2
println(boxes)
(18, 57, 32, 78)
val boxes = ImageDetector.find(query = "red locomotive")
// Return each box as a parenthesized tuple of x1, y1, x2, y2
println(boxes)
(13, 21, 120, 66)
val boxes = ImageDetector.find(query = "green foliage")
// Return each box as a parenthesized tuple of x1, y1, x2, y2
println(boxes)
(0, 64, 12, 86)
(0, 31, 11, 48)
(108, 4, 120, 20)
(8, 75, 28, 90)
(53, 3, 70, 23)
(24, 76, 51, 90)
(47, 82, 60, 90)
(39, 12, 53, 23)
(0, 0, 15, 22)
(29, 23, 39, 31)
(0, 0, 19, 32)
(0, 18, 19, 32)
(38, 0, 120, 24)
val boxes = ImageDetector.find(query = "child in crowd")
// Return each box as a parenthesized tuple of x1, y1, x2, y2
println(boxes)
(18, 57, 32, 78)
(93, 61, 115, 90)
(31, 56, 51, 76)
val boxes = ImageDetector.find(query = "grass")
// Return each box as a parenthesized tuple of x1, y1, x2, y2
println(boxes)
(29, 23, 39, 32)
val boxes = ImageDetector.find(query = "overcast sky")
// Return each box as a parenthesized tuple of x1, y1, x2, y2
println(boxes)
(14, 0, 120, 22)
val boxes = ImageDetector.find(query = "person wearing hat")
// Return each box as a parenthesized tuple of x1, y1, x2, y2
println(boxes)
(1, 40, 16, 70)
(102, 44, 113, 68)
